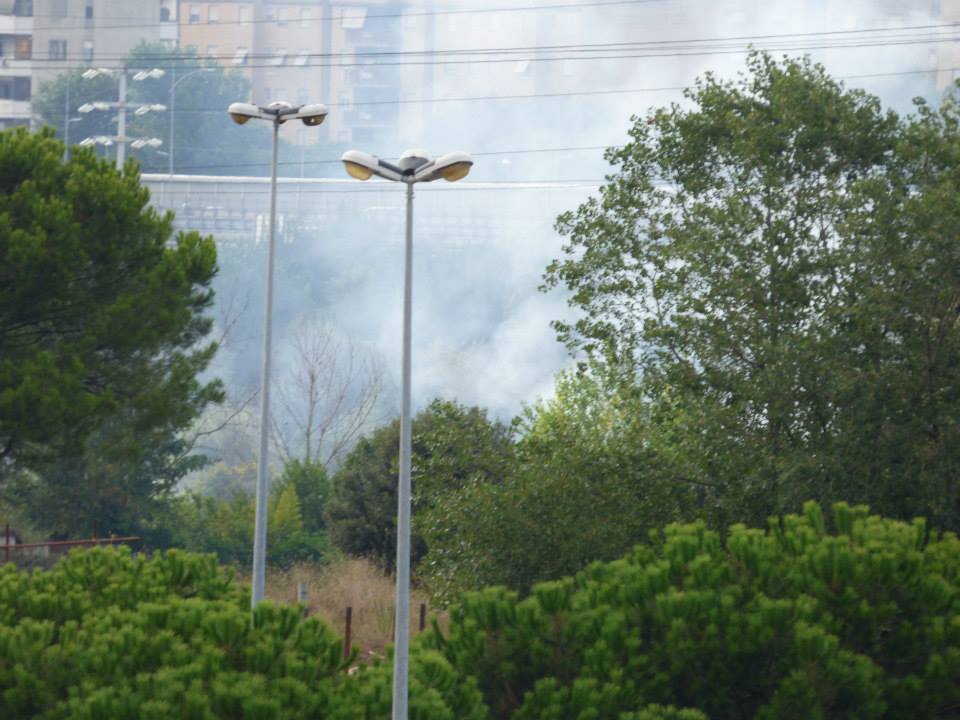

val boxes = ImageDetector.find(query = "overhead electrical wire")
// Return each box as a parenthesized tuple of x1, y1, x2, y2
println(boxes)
(15, 22, 959, 68)
(10, 65, 948, 123)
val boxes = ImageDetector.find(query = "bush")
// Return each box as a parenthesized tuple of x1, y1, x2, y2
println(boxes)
(423, 502, 960, 719)
(3, 504, 957, 719)
(0, 547, 483, 719)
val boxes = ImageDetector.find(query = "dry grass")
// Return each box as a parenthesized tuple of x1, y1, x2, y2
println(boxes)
(265, 557, 435, 655)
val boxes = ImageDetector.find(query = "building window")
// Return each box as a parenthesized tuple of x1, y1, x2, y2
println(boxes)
(271, 49, 287, 66)
(293, 50, 309, 66)
(341, 8, 366, 29)
(277, 8, 288, 26)
(207, 45, 218, 59)
(232, 47, 249, 65)
(208, 6, 219, 23)
(300, 8, 311, 27)
(160, 0, 175, 22)
(188, 5, 200, 23)
(50, 0, 67, 18)
(14, 36, 32, 60)
(13, 0, 33, 17)
(85, 3, 93, 20)
(48, 40, 67, 60)
(0, 76, 32, 100)
(82, 40, 94, 62)
(239, 6, 252, 23)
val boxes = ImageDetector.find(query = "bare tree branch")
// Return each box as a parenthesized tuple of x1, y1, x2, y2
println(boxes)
(272, 317, 387, 471)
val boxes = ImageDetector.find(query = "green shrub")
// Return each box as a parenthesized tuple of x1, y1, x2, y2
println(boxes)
(2, 503, 957, 719)
(0, 547, 483, 719)
(424, 502, 960, 719)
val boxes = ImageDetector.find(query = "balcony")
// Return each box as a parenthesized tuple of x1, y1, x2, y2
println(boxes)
(0, 15, 32, 34)
(0, 97, 30, 121)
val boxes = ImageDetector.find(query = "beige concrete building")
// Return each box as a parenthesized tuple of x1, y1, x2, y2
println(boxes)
(32, 0, 178, 86)
(0, 0, 177, 128)
(0, 0, 34, 128)
(177, 0, 405, 146)
(939, 0, 960, 91)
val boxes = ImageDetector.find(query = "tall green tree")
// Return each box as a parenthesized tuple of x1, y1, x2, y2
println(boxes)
(544, 53, 960, 528)
(0, 127, 222, 535)
(420, 370, 691, 601)
(324, 399, 513, 572)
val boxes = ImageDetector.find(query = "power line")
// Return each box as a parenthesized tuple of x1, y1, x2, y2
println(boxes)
(24, 22, 958, 63)
(16, 21, 956, 69)
(17, 65, 947, 125)
(8, 63, 946, 127)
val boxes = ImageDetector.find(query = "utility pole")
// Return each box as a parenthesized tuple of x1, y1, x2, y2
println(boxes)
(64, 74, 71, 161)
(78, 67, 166, 163)
(116, 69, 127, 169)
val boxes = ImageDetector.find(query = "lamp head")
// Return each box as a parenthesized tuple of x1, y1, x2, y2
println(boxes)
(227, 101, 260, 125)
(295, 103, 328, 126)
(412, 151, 474, 183)
(434, 151, 473, 182)
(341, 149, 378, 181)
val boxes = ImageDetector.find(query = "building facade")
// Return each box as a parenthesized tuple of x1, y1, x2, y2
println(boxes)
(0, 0, 177, 129)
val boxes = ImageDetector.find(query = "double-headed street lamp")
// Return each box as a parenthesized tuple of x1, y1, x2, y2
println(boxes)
(227, 100, 329, 609)
(340, 148, 473, 720)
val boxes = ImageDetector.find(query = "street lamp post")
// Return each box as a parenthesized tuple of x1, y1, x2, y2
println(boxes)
(169, 66, 215, 175)
(227, 100, 329, 609)
(340, 148, 473, 720)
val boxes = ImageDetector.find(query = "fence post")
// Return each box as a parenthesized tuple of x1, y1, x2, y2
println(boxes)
(343, 606, 353, 660)
(297, 581, 309, 616)
(419, 602, 426, 632)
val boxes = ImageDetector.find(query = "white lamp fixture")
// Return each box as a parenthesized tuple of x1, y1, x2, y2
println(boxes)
(341, 148, 473, 185)
(227, 100, 328, 127)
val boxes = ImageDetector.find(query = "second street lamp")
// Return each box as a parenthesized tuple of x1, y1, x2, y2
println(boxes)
(340, 148, 473, 720)
(228, 100, 329, 610)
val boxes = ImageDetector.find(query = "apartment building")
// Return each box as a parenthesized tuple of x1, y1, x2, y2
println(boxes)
(0, 0, 177, 129)
(0, 0, 33, 129)
(32, 0, 178, 86)
(178, 0, 407, 146)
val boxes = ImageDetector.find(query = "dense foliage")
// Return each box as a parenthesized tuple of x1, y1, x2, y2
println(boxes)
(3, 504, 955, 718)
(0, 547, 485, 719)
(420, 371, 682, 601)
(543, 53, 960, 530)
(169, 460, 334, 567)
(423, 502, 959, 719)
(0, 128, 221, 537)
(325, 399, 512, 572)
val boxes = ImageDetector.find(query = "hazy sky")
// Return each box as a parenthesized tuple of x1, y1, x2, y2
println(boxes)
(148, 0, 946, 446)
